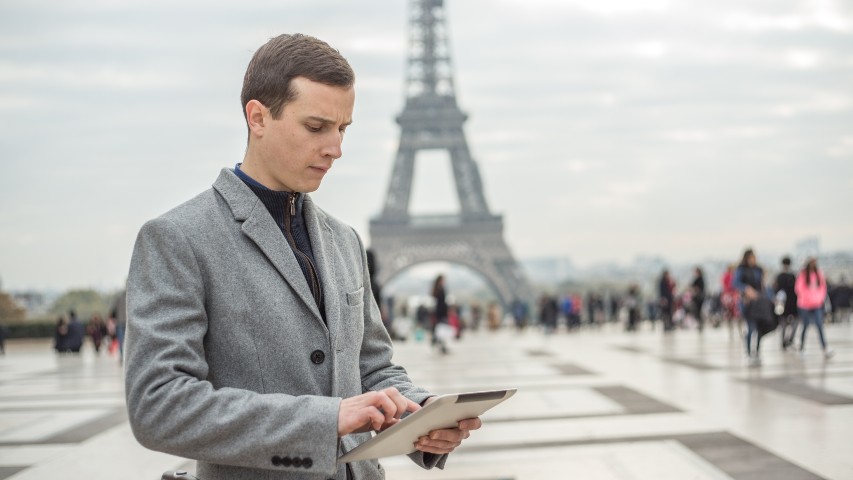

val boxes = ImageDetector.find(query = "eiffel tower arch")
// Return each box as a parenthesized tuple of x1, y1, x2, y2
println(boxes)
(369, 0, 534, 307)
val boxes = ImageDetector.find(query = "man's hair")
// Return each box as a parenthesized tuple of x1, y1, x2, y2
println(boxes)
(781, 256, 791, 266)
(241, 33, 355, 121)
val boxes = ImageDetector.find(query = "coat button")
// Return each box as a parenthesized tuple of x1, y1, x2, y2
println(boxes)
(311, 350, 325, 364)
(281, 456, 293, 467)
(292, 457, 303, 467)
(271, 456, 281, 466)
(303, 457, 313, 469)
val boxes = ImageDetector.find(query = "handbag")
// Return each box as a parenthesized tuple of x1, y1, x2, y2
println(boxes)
(435, 323, 456, 343)
(745, 296, 777, 336)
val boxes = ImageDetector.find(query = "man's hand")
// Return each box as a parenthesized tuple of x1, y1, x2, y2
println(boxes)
(338, 387, 420, 436)
(413, 397, 482, 455)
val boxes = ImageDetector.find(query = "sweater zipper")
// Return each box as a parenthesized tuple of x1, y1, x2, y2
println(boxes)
(284, 194, 323, 308)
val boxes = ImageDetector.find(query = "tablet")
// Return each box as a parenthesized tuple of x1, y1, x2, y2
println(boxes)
(338, 388, 516, 463)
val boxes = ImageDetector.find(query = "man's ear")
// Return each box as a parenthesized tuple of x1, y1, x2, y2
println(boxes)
(245, 100, 268, 138)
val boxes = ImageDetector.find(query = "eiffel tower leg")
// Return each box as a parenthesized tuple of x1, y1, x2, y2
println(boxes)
(448, 142, 488, 217)
(381, 145, 416, 219)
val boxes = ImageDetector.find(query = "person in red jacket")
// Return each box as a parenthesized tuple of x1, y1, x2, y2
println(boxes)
(795, 257, 833, 358)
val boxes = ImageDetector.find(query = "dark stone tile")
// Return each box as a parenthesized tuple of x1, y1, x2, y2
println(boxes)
(675, 432, 825, 480)
(613, 345, 645, 353)
(44, 408, 128, 444)
(526, 349, 555, 357)
(0, 467, 27, 480)
(593, 386, 682, 414)
(661, 357, 719, 371)
(0, 408, 128, 446)
(743, 377, 853, 405)
(551, 363, 595, 376)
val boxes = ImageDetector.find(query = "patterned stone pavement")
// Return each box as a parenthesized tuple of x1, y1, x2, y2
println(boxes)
(0, 320, 851, 479)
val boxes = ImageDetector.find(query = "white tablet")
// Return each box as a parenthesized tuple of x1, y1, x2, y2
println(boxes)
(338, 388, 517, 463)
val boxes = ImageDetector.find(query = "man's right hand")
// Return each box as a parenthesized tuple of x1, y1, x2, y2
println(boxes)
(338, 387, 420, 436)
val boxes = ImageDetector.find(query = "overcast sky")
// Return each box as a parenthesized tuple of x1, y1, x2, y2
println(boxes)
(1, 0, 852, 292)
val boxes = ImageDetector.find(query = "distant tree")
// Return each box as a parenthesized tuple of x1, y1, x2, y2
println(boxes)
(0, 291, 27, 324)
(48, 289, 110, 320)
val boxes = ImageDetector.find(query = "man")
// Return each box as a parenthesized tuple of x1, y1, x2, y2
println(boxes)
(124, 34, 480, 480)
(773, 256, 798, 349)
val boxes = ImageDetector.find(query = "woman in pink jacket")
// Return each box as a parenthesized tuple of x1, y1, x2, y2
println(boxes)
(795, 258, 833, 358)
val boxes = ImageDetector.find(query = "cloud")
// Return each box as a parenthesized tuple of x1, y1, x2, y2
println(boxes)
(1, 0, 852, 290)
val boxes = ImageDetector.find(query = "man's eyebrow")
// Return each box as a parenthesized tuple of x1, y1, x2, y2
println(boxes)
(306, 115, 352, 126)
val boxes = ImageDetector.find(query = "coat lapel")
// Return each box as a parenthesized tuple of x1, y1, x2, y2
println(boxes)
(303, 195, 340, 341)
(212, 169, 324, 325)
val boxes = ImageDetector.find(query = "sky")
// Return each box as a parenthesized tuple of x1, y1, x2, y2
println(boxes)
(1, 0, 852, 292)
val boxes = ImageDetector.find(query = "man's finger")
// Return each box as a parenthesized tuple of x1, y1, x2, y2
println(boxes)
(369, 391, 399, 421)
(382, 388, 409, 419)
(457, 417, 482, 430)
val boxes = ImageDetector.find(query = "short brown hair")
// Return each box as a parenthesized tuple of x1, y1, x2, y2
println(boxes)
(241, 34, 355, 120)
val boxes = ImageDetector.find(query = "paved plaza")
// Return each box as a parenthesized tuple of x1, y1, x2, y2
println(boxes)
(0, 321, 851, 480)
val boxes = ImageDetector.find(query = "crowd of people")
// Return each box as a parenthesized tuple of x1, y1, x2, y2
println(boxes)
(378, 253, 851, 368)
(52, 291, 127, 360)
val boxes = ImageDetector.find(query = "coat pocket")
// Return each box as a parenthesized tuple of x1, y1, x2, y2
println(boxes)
(346, 286, 365, 306)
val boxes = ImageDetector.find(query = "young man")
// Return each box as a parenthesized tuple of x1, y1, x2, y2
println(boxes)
(774, 256, 798, 350)
(124, 34, 480, 480)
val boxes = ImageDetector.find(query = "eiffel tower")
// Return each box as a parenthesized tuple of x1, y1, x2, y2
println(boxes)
(369, 0, 534, 307)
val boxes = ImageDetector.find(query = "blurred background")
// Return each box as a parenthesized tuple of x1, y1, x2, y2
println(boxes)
(1, 0, 851, 329)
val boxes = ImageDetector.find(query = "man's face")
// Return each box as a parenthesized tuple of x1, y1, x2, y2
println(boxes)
(252, 77, 355, 192)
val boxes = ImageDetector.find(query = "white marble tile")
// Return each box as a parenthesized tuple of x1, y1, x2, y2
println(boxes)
(0, 445, 74, 466)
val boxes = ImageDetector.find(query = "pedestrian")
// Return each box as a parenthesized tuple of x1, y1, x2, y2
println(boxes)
(796, 257, 834, 358)
(66, 310, 85, 354)
(539, 294, 558, 335)
(828, 276, 852, 324)
(124, 34, 480, 480)
(720, 264, 740, 336)
(774, 256, 798, 350)
(112, 289, 127, 360)
(88, 313, 107, 353)
(486, 302, 501, 331)
(658, 270, 676, 331)
(690, 267, 706, 331)
(625, 284, 641, 332)
(54, 315, 69, 353)
(431, 274, 451, 354)
(734, 248, 768, 366)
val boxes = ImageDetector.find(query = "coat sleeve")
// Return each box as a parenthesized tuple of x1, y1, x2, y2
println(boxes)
(349, 228, 448, 470)
(124, 217, 342, 475)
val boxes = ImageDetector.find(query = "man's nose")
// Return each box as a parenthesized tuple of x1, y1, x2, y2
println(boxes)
(322, 133, 343, 159)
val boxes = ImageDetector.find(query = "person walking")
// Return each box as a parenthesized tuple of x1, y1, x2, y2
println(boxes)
(796, 257, 833, 359)
(431, 274, 450, 354)
(658, 270, 676, 331)
(66, 310, 85, 354)
(88, 313, 107, 353)
(734, 249, 766, 366)
(690, 267, 706, 331)
(774, 256, 798, 350)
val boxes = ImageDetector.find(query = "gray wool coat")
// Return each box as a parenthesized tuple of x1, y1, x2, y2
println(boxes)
(124, 168, 446, 479)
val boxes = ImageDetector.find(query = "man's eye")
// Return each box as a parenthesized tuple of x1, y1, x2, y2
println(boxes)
(306, 125, 322, 132)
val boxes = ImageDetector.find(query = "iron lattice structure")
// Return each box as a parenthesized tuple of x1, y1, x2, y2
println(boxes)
(369, 0, 534, 307)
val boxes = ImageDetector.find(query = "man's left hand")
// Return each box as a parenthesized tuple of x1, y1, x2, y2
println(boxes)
(412, 397, 482, 455)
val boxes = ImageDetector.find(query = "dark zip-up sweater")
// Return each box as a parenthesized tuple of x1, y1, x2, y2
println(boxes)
(234, 164, 325, 322)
